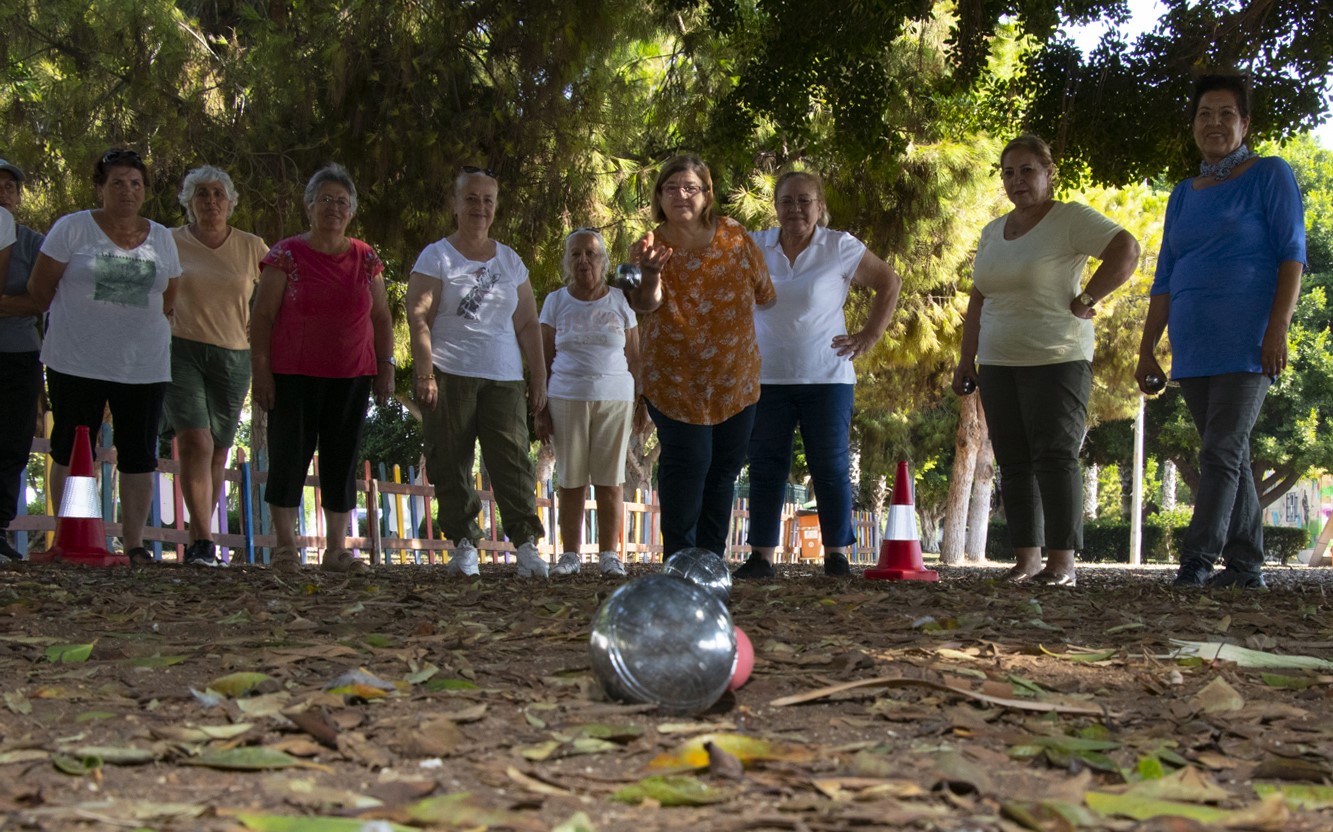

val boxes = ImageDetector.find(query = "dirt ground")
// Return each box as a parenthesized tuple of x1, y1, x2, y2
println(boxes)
(1, 558, 1332, 832)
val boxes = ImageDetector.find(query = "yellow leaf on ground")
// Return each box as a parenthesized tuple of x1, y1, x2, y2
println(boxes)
(647, 733, 803, 771)
(207, 672, 273, 697)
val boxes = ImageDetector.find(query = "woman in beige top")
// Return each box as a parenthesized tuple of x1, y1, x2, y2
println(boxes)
(166, 166, 268, 567)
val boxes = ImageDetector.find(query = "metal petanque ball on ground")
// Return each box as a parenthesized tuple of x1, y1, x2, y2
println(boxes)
(662, 547, 732, 601)
(588, 573, 738, 715)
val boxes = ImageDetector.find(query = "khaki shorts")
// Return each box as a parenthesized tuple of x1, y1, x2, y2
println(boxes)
(549, 398, 633, 488)
(163, 337, 251, 448)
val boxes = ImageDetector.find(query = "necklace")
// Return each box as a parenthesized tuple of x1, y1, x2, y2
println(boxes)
(1200, 144, 1255, 181)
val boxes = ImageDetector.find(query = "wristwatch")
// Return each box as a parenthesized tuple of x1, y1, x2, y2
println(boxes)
(1077, 291, 1096, 308)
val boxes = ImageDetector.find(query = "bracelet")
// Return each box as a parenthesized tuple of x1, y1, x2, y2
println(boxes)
(416, 375, 435, 382)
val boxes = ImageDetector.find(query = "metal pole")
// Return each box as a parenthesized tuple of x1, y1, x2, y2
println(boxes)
(1130, 394, 1145, 566)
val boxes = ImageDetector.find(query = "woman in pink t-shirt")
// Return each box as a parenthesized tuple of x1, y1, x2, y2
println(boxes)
(251, 164, 394, 574)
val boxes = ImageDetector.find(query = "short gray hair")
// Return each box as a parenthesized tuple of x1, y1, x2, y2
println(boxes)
(562, 228, 609, 284)
(304, 163, 357, 215)
(178, 166, 239, 223)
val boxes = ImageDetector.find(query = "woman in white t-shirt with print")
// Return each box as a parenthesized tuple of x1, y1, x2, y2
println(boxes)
(406, 167, 548, 579)
(540, 229, 646, 578)
(734, 171, 902, 580)
(28, 149, 183, 567)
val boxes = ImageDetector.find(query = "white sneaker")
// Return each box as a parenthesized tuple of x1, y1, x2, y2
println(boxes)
(515, 539, 549, 578)
(446, 539, 480, 577)
(551, 552, 582, 575)
(599, 551, 627, 577)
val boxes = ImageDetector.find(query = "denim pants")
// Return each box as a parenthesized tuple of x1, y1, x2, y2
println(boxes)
(1178, 373, 1271, 572)
(978, 361, 1091, 550)
(648, 400, 756, 557)
(422, 370, 544, 545)
(747, 383, 855, 549)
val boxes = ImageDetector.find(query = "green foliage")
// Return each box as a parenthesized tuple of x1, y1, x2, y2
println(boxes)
(1279, 134, 1333, 275)
(1266, 526, 1310, 563)
(1022, 0, 1333, 187)
(360, 400, 424, 475)
(1095, 463, 1122, 521)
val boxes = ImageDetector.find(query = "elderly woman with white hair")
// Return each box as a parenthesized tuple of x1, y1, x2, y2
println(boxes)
(251, 164, 394, 573)
(166, 166, 268, 567)
(539, 228, 645, 577)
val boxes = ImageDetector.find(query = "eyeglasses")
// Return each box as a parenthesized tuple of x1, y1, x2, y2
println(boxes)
(316, 195, 352, 209)
(661, 184, 706, 197)
(777, 196, 818, 209)
(101, 149, 142, 166)
(462, 165, 498, 178)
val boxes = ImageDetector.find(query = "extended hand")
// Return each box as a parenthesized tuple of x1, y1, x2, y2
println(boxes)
(631, 231, 674, 275)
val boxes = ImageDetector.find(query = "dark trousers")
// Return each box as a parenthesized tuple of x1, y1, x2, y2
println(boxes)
(264, 374, 372, 513)
(0, 352, 41, 529)
(1178, 373, 1271, 571)
(648, 401, 756, 557)
(979, 361, 1091, 550)
(747, 383, 855, 549)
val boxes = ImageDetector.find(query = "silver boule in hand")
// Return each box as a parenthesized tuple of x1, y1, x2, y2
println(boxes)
(611, 263, 642, 291)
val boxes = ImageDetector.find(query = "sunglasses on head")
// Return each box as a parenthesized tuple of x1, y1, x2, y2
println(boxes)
(101, 148, 143, 166)
(462, 165, 497, 178)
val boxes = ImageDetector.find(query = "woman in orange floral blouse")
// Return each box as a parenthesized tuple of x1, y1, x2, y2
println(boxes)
(627, 155, 776, 559)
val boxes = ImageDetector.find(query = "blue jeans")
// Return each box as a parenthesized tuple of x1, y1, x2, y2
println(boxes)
(648, 401, 756, 557)
(1178, 373, 1271, 572)
(747, 384, 855, 550)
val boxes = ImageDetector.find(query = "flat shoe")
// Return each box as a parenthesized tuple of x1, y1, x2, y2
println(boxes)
(1029, 569, 1076, 587)
(269, 545, 302, 574)
(1000, 565, 1037, 583)
(321, 548, 367, 573)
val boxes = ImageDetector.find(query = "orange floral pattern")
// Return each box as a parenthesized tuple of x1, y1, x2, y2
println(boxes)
(640, 216, 776, 425)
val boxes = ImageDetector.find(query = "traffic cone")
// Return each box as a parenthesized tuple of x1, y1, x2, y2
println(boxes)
(30, 425, 128, 567)
(864, 460, 938, 582)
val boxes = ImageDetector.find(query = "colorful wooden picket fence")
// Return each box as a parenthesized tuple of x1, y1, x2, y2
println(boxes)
(10, 428, 882, 567)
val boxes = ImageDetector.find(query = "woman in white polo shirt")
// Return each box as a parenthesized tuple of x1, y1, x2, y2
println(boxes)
(735, 171, 902, 579)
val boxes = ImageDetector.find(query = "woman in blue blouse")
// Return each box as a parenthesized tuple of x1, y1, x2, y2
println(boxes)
(1137, 74, 1306, 589)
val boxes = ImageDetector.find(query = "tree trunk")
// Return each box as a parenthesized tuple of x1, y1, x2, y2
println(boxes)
(1084, 462, 1099, 519)
(1119, 463, 1133, 520)
(965, 431, 993, 562)
(535, 441, 556, 484)
(1258, 464, 1303, 509)
(623, 429, 659, 493)
(1174, 455, 1201, 497)
(1161, 460, 1176, 510)
(940, 394, 981, 565)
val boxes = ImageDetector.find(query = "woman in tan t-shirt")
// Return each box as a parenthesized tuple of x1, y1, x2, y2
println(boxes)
(166, 166, 268, 567)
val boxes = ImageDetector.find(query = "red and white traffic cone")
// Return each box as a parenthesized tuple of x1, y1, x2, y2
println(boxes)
(864, 460, 938, 582)
(31, 425, 128, 567)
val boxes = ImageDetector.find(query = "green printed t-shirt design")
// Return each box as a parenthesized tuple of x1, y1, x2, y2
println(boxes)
(93, 252, 157, 307)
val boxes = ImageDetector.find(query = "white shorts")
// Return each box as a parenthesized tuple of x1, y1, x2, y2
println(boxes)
(549, 398, 634, 488)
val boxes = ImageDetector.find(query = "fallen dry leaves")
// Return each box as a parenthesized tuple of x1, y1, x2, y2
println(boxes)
(0, 561, 1331, 831)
